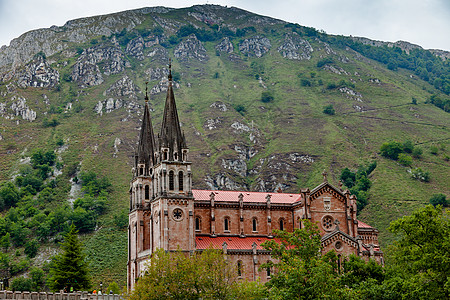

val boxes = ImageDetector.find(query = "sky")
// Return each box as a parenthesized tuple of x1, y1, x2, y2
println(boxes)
(0, 0, 449, 51)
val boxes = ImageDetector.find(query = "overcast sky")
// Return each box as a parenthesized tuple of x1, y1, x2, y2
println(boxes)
(0, 0, 449, 51)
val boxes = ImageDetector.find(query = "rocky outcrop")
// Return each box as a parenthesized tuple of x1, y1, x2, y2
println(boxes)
(174, 34, 209, 62)
(205, 173, 244, 190)
(147, 46, 169, 62)
(323, 64, 349, 75)
(277, 33, 313, 60)
(339, 87, 363, 102)
(72, 46, 129, 86)
(239, 36, 271, 58)
(150, 77, 180, 95)
(145, 67, 169, 81)
(104, 76, 140, 100)
(210, 101, 228, 111)
(126, 37, 145, 60)
(204, 118, 222, 130)
(15, 55, 59, 88)
(215, 37, 234, 53)
(9, 96, 37, 121)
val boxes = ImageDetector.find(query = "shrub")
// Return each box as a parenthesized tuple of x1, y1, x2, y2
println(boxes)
(300, 79, 311, 87)
(317, 58, 333, 68)
(323, 105, 335, 115)
(11, 277, 32, 292)
(261, 91, 274, 103)
(24, 239, 39, 258)
(398, 153, 413, 167)
(430, 145, 439, 155)
(412, 147, 423, 158)
(402, 140, 414, 153)
(233, 104, 246, 115)
(429, 194, 448, 207)
(380, 141, 403, 160)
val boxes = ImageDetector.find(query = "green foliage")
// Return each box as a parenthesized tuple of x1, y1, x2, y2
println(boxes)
(300, 78, 312, 86)
(129, 248, 265, 300)
(430, 145, 439, 155)
(402, 140, 414, 153)
(323, 104, 335, 115)
(428, 93, 450, 112)
(340, 254, 384, 287)
(1, 232, 11, 252)
(79, 171, 112, 197)
(412, 147, 423, 158)
(380, 141, 403, 160)
(233, 104, 246, 115)
(387, 205, 450, 299)
(113, 210, 128, 230)
(10, 222, 30, 247)
(340, 161, 376, 212)
(30, 267, 47, 292)
(11, 277, 32, 292)
(261, 91, 274, 103)
(397, 153, 413, 167)
(107, 281, 121, 294)
(429, 193, 447, 207)
(317, 58, 333, 68)
(0, 182, 20, 210)
(24, 239, 39, 258)
(410, 167, 430, 182)
(42, 117, 60, 127)
(261, 220, 357, 299)
(47, 224, 91, 292)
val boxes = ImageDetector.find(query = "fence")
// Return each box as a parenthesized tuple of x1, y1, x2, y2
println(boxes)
(0, 291, 123, 300)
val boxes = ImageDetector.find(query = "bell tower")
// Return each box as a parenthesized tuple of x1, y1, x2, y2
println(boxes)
(151, 60, 194, 252)
(128, 83, 156, 291)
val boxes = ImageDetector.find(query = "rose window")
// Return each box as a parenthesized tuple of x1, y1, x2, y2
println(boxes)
(322, 216, 333, 230)
(173, 208, 183, 220)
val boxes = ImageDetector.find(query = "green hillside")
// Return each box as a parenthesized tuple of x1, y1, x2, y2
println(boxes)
(0, 5, 449, 289)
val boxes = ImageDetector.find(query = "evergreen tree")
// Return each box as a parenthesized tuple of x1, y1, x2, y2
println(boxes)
(47, 224, 91, 292)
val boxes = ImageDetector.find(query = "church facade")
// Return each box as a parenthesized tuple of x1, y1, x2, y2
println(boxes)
(127, 67, 383, 291)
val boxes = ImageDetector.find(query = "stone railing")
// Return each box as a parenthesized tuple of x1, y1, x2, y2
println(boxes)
(0, 291, 123, 300)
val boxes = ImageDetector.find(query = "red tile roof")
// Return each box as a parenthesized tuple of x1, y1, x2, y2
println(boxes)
(357, 220, 373, 229)
(196, 236, 277, 250)
(192, 189, 302, 204)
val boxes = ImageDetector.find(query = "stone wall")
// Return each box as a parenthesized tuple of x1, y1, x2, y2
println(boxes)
(0, 291, 123, 300)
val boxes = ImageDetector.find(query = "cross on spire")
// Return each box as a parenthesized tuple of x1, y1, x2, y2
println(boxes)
(168, 58, 172, 83)
(145, 81, 149, 102)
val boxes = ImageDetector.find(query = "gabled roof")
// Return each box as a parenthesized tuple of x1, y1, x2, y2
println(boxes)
(309, 181, 346, 201)
(321, 229, 357, 244)
(196, 236, 276, 250)
(357, 220, 373, 229)
(192, 189, 302, 204)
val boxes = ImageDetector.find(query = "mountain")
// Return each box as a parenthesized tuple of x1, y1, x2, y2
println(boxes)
(0, 4, 449, 288)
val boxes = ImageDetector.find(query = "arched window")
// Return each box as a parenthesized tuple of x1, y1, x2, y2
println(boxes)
(178, 171, 184, 191)
(266, 261, 271, 277)
(169, 171, 174, 190)
(279, 218, 284, 231)
(252, 218, 257, 232)
(163, 151, 168, 161)
(145, 185, 150, 200)
(139, 167, 143, 176)
(174, 152, 178, 161)
(195, 217, 201, 231)
(224, 217, 230, 231)
(237, 260, 243, 277)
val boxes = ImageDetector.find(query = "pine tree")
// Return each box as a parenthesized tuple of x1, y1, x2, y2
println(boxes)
(47, 224, 91, 292)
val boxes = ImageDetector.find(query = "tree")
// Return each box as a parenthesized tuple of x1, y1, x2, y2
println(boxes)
(380, 141, 403, 160)
(261, 91, 274, 103)
(397, 153, 413, 167)
(24, 239, 39, 258)
(107, 281, 121, 294)
(388, 205, 450, 299)
(261, 220, 357, 299)
(47, 224, 91, 291)
(0, 182, 20, 210)
(1, 233, 11, 252)
(11, 277, 32, 292)
(130, 248, 265, 300)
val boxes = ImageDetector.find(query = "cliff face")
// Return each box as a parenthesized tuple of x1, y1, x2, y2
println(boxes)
(0, 5, 448, 249)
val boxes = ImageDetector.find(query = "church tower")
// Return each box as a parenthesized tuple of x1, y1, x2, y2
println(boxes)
(151, 61, 193, 252)
(128, 62, 193, 291)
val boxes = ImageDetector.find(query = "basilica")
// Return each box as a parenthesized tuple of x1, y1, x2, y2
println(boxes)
(127, 66, 383, 291)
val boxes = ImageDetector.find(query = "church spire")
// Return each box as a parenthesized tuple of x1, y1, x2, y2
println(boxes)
(135, 82, 156, 176)
(158, 60, 187, 161)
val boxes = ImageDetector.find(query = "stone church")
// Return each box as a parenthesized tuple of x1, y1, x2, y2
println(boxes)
(127, 66, 383, 291)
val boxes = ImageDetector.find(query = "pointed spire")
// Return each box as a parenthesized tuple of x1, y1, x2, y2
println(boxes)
(136, 82, 156, 175)
(159, 60, 187, 160)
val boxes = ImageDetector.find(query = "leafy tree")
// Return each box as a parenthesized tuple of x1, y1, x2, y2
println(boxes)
(47, 224, 91, 291)
(261, 220, 356, 299)
(387, 205, 450, 299)
(11, 277, 32, 292)
(340, 254, 384, 288)
(410, 167, 430, 182)
(380, 141, 403, 160)
(0, 182, 20, 210)
(130, 248, 264, 300)
(1, 232, 11, 252)
(10, 223, 30, 247)
(69, 207, 96, 233)
(397, 153, 413, 167)
(429, 193, 448, 207)
(30, 267, 46, 292)
(402, 140, 414, 153)
(24, 239, 39, 258)
(107, 281, 121, 294)
(340, 167, 356, 188)
(113, 210, 128, 230)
